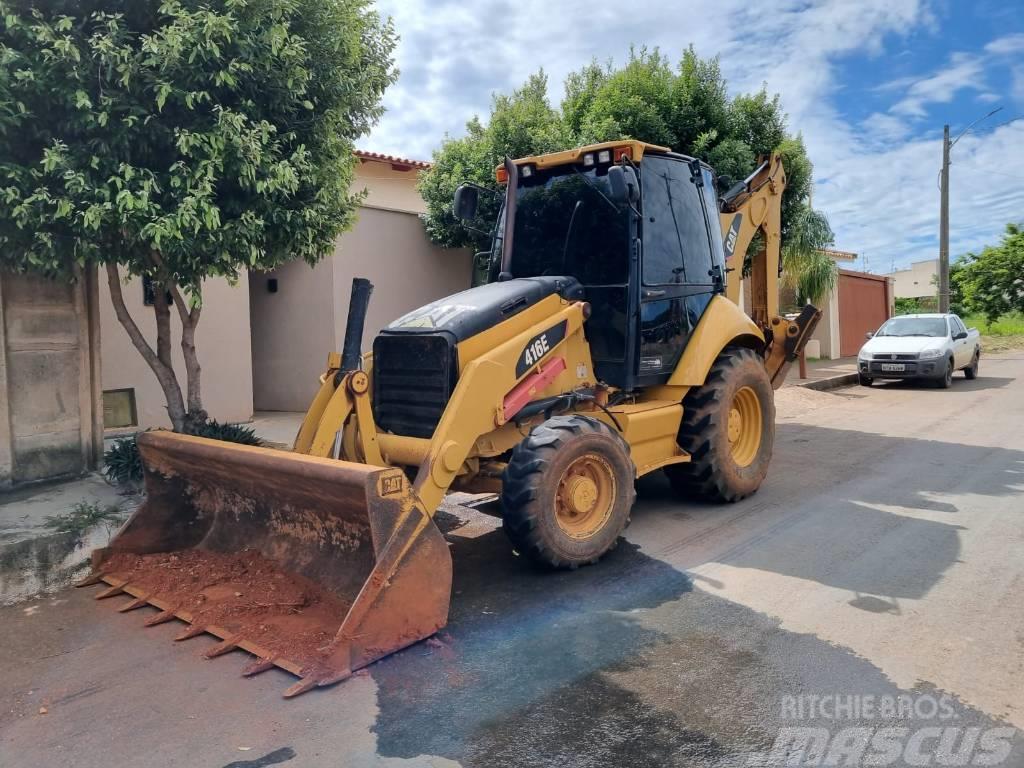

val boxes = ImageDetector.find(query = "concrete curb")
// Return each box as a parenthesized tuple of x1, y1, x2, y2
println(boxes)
(796, 372, 859, 392)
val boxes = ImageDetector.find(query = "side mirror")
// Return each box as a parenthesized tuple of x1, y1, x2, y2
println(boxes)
(954, 331, 968, 340)
(865, 331, 874, 340)
(607, 165, 638, 205)
(453, 184, 479, 221)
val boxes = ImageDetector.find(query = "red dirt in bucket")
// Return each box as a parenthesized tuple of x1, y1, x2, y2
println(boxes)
(100, 549, 352, 676)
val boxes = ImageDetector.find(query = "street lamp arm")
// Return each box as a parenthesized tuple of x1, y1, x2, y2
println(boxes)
(949, 107, 1003, 150)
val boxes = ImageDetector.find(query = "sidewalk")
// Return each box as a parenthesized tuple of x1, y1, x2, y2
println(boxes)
(783, 356, 859, 390)
(0, 474, 139, 605)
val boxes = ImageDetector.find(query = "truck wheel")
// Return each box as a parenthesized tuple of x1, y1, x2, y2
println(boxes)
(859, 374, 873, 387)
(501, 415, 636, 569)
(938, 360, 954, 388)
(664, 348, 775, 503)
(964, 351, 979, 379)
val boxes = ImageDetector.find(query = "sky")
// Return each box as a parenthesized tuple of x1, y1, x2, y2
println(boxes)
(358, 0, 1024, 273)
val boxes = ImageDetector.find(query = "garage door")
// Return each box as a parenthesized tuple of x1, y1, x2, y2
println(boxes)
(838, 270, 890, 357)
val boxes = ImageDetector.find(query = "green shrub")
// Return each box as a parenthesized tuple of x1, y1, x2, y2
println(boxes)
(104, 436, 144, 485)
(103, 421, 262, 485)
(189, 420, 263, 446)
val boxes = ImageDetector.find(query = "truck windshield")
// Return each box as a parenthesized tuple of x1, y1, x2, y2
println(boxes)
(875, 317, 948, 337)
(507, 168, 630, 285)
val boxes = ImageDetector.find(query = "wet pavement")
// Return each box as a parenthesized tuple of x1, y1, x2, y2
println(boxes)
(1, 354, 1023, 767)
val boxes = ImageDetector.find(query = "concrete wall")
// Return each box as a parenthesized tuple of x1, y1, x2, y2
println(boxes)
(98, 269, 253, 429)
(808, 285, 842, 360)
(0, 271, 103, 488)
(884, 259, 938, 299)
(250, 207, 473, 412)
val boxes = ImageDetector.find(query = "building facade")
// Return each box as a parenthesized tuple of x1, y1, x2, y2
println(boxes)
(883, 259, 939, 299)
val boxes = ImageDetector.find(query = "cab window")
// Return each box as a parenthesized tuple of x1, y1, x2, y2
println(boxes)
(641, 156, 714, 286)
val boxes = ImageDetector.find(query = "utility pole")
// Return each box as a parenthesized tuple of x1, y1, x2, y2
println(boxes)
(939, 124, 950, 312)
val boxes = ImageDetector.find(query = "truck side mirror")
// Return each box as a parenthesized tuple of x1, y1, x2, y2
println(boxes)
(954, 330, 968, 340)
(607, 165, 638, 205)
(453, 184, 479, 221)
(865, 331, 874, 340)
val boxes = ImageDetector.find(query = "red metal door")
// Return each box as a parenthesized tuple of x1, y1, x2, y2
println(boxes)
(838, 270, 890, 357)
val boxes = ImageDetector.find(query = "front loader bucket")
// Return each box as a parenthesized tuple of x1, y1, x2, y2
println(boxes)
(82, 431, 452, 697)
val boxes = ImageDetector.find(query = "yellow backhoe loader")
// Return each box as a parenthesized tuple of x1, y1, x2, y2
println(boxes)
(82, 141, 820, 696)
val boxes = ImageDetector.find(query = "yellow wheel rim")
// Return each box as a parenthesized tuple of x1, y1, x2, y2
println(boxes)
(727, 386, 763, 468)
(555, 453, 615, 539)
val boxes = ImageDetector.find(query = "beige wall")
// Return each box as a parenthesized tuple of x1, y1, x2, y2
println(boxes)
(331, 207, 473, 352)
(355, 159, 428, 215)
(249, 258, 338, 413)
(250, 206, 472, 412)
(884, 259, 938, 299)
(98, 268, 253, 430)
(0, 271, 102, 487)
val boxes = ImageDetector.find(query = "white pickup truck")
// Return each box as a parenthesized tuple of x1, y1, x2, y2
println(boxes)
(857, 313, 981, 388)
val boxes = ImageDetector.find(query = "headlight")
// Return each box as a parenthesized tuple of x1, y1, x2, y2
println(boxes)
(858, 351, 872, 361)
(919, 348, 943, 359)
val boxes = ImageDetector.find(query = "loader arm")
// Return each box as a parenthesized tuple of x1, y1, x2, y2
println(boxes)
(718, 153, 822, 388)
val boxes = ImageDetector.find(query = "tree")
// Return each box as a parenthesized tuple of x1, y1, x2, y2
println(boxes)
(419, 47, 831, 270)
(951, 223, 1024, 326)
(780, 207, 836, 306)
(0, 0, 397, 432)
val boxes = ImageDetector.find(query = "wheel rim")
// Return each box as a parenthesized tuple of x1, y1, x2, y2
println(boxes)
(555, 453, 615, 539)
(727, 386, 763, 468)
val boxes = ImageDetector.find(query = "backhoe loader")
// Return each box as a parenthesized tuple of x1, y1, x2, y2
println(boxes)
(82, 141, 820, 696)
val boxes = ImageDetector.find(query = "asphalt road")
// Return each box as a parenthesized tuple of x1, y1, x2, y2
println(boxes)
(2, 353, 1023, 768)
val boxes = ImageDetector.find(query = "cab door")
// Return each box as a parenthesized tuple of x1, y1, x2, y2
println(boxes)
(637, 156, 720, 386)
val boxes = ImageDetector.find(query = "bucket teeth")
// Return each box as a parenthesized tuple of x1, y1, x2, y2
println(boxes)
(143, 608, 178, 627)
(95, 583, 127, 599)
(283, 677, 319, 698)
(174, 624, 207, 642)
(203, 636, 241, 659)
(117, 595, 152, 613)
(241, 657, 277, 677)
(75, 572, 105, 588)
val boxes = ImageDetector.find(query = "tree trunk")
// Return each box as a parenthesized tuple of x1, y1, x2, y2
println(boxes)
(105, 263, 188, 432)
(169, 283, 207, 432)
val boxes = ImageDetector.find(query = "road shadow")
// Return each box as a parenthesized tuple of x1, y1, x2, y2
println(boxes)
(634, 421, 1024, 600)
(872, 375, 1013, 392)
(371, 522, 1023, 767)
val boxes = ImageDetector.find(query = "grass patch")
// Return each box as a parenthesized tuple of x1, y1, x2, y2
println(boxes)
(961, 313, 1024, 353)
(44, 501, 126, 540)
(961, 312, 1024, 336)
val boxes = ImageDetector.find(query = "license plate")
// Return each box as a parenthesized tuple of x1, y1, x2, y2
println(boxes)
(880, 363, 905, 372)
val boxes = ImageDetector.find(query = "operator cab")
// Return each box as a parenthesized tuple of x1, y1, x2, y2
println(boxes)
(454, 141, 727, 390)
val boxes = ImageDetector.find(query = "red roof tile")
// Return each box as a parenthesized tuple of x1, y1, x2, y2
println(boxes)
(354, 150, 431, 171)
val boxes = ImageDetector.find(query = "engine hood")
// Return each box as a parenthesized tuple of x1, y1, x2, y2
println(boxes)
(861, 335, 946, 356)
(381, 276, 584, 343)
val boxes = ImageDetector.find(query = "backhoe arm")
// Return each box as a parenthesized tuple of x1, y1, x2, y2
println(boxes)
(718, 153, 821, 388)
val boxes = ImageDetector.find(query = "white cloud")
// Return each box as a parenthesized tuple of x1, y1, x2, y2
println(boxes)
(362, 0, 1023, 271)
(985, 33, 1024, 56)
(889, 52, 986, 118)
(976, 92, 1000, 103)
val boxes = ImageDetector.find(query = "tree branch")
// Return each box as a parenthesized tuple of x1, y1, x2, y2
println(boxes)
(168, 282, 205, 422)
(105, 263, 187, 431)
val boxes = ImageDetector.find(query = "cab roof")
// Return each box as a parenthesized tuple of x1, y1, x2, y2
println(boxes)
(494, 140, 672, 181)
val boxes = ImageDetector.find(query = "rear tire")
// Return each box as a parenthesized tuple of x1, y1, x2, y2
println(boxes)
(964, 351, 979, 379)
(859, 374, 873, 387)
(664, 347, 775, 503)
(501, 415, 636, 569)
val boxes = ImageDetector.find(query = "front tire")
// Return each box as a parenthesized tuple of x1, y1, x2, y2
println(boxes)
(859, 373, 873, 387)
(664, 347, 775, 503)
(938, 359, 954, 388)
(501, 415, 636, 569)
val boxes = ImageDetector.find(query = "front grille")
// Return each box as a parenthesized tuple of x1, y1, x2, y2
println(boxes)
(867, 353, 918, 361)
(372, 334, 456, 438)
